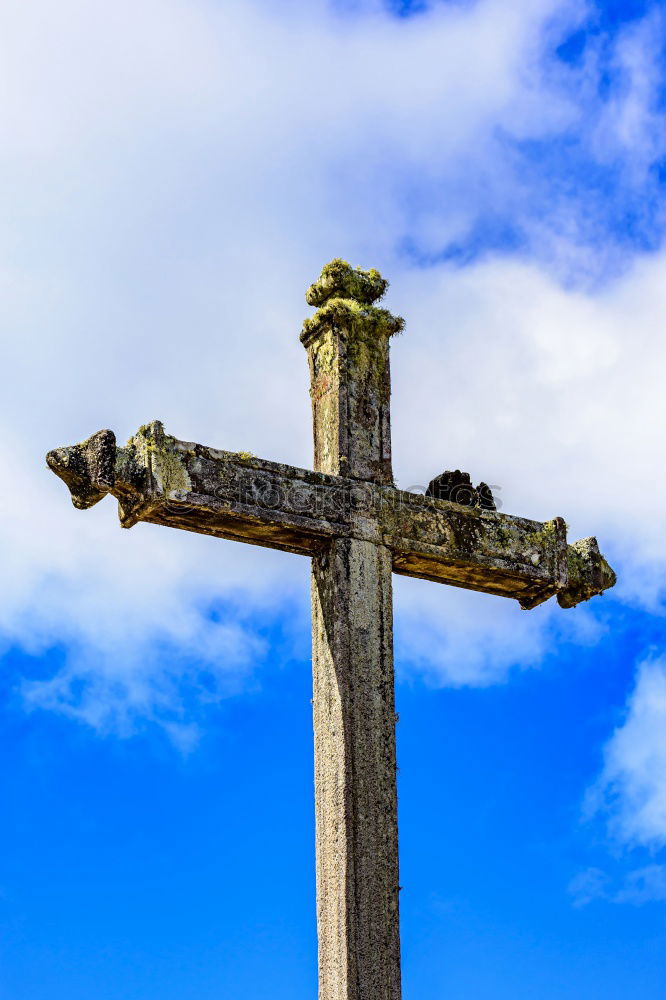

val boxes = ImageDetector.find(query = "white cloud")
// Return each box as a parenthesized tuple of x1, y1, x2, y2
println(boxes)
(594, 657, 666, 849)
(568, 862, 666, 906)
(394, 572, 605, 687)
(0, 0, 664, 732)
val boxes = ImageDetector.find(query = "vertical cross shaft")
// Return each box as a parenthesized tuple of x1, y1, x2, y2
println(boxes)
(302, 262, 404, 1000)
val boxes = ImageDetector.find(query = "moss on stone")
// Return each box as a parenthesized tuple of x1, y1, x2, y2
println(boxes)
(301, 259, 405, 362)
(558, 536, 617, 608)
(302, 297, 405, 345)
(306, 259, 388, 307)
(524, 518, 558, 551)
(129, 420, 192, 495)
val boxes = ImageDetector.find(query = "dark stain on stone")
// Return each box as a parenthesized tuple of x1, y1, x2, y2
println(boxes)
(426, 470, 496, 511)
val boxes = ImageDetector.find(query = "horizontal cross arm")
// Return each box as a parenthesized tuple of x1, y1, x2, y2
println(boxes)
(46, 422, 615, 609)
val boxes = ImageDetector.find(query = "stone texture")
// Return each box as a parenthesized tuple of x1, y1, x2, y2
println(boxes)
(46, 429, 117, 509)
(557, 536, 616, 609)
(312, 538, 400, 1000)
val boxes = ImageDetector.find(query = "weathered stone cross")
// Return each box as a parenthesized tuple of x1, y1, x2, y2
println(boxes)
(47, 260, 616, 1000)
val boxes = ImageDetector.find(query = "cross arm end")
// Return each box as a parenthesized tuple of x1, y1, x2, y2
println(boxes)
(46, 429, 119, 510)
(46, 422, 349, 555)
(384, 493, 616, 610)
(555, 536, 616, 609)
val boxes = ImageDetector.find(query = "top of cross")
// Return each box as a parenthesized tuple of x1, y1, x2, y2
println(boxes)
(305, 258, 389, 306)
(301, 259, 405, 346)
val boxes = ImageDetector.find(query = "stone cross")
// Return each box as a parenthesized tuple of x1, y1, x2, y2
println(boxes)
(47, 259, 616, 1000)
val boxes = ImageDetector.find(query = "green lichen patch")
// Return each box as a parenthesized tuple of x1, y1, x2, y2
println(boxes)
(524, 519, 558, 551)
(558, 536, 617, 608)
(129, 420, 192, 495)
(301, 297, 405, 346)
(306, 259, 388, 308)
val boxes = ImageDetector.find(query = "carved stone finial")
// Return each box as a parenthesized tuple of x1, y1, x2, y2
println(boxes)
(426, 470, 496, 511)
(47, 426, 150, 520)
(301, 259, 405, 345)
(306, 258, 388, 307)
(46, 429, 117, 509)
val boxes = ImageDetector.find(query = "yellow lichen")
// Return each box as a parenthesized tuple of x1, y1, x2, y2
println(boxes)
(129, 420, 191, 495)
(301, 261, 404, 364)
(305, 258, 388, 307)
(302, 297, 404, 344)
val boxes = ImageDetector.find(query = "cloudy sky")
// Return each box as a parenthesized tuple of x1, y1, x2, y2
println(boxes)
(1, 0, 665, 996)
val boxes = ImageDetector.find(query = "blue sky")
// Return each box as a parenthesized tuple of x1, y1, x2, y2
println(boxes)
(1, 0, 666, 996)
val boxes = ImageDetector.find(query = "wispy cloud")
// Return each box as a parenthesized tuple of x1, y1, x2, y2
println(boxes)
(569, 862, 666, 906)
(568, 866, 611, 907)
